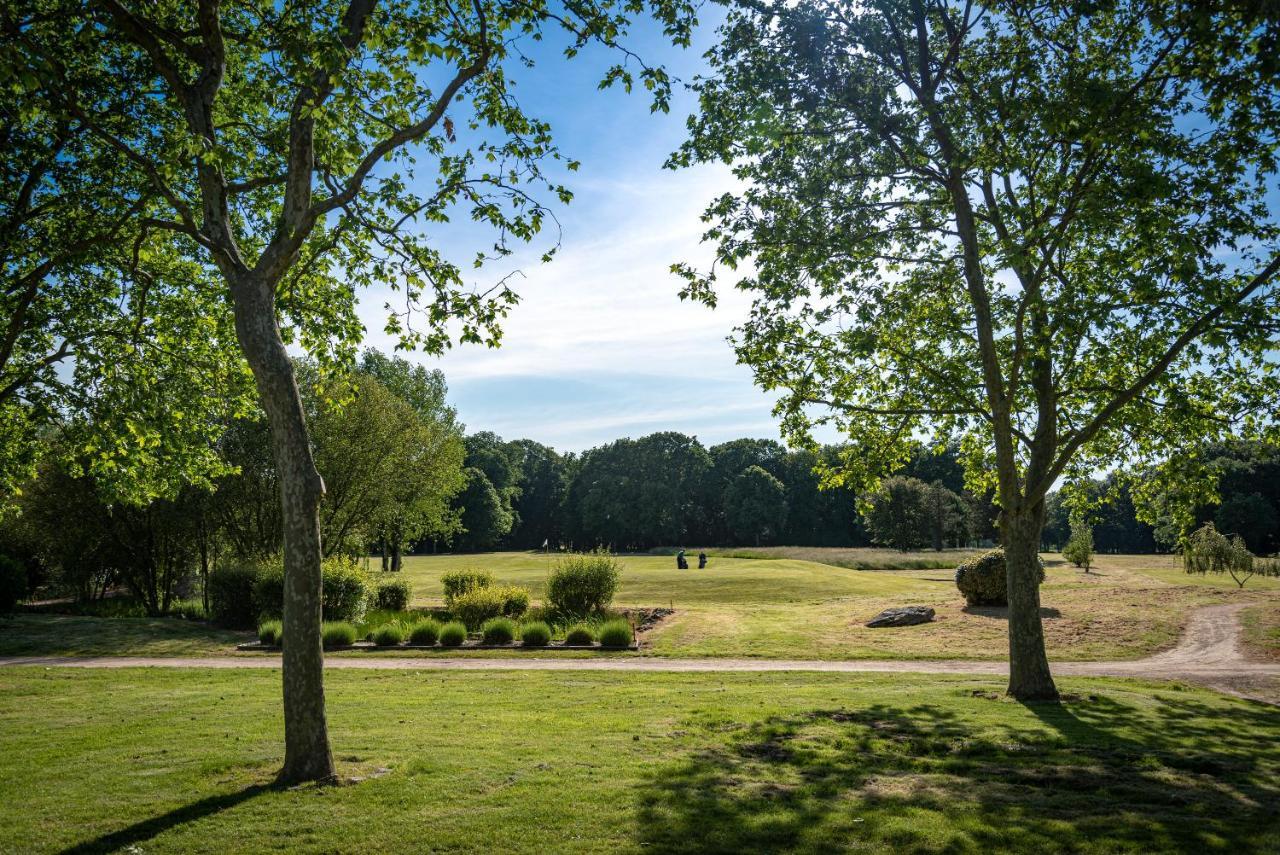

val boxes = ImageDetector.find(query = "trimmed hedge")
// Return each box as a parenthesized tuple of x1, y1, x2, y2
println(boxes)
(520, 621, 552, 647)
(208, 563, 263, 628)
(442, 570, 494, 605)
(481, 616, 516, 645)
(564, 624, 596, 646)
(954, 548, 1045, 607)
(546, 552, 620, 619)
(439, 620, 467, 647)
(597, 618, 633, 648)
(408, 618, 441, 646)
(374, 578, 412, 611)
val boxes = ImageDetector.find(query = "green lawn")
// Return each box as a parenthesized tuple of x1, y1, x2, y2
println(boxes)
(0, 667, 1274, 854)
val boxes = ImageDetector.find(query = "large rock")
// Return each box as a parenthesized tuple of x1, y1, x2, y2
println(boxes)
(865, 606, 935, 628)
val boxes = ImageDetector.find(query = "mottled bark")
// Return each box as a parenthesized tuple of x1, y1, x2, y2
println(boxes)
(230, 276, 334, 784)
(1002, 506, 1058, 701)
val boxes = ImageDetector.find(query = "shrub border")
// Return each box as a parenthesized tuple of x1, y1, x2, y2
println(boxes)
(238, 640, 639, 652)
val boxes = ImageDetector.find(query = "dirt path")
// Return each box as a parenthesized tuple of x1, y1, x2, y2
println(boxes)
(2, 603, 1275, 699)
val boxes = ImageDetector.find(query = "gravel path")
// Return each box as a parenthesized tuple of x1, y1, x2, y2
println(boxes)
(2, 603, 1275, 698)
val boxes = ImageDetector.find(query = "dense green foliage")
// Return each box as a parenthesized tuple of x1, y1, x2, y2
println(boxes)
(481, 616, 516, 645)
(1182, 522, 1279, 588)
(408, 618, 441, 646)
(450, 587, 509, 629)
(955, 549, 1044, 608)
(374, 578, 412, 612)
(723, 465, 788, 545)
(257, 620, 282, 646)
(1063, 516, 1095, 572)
(438, 621, 468, 647)
(207, 563, 263, 629)
(320, 622, 358, 650)
(597, 618, 633, 648)
(372, 622, 405, 647)
(564, 624, 597, 646)
(252, 557, 370, 624)
(441, 570, 494, 605)
(520, 621, 552, 647)
(545, 552, 621, 619)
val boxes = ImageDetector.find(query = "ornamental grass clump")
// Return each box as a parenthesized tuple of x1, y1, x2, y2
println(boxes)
(408, 618, 441, 646)
(520, 621, 552, 647)
(481, 616, 516, 645)
(564, 624, 596, 646)
(597, 618, 633, 648)
(954, 548, 1044, 607)
(321, 621, 358, 649)
(372, 622, 405, 647)
(257, 619, 282, 646)
(439, 621, 467, 647)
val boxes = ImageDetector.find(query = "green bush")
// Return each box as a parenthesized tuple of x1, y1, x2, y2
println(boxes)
(374, 578, 412, 611)
(597, 618, 633, 648)
(546, 551, 620, 619)
(439, 620, 467, 647)
(954, 548, 1044, 607)
(564, 624, 596, 646)
(170, 599, 206, 621)
(442, 570, 494, 605)
(450, 586, 507, 629)
(254, 556, 370, 624)
(497, 585, 531, 618)
(520, 621, 552, 647)
(321, 621, 358, 649)
(408, 618, 441, 646)
(0, 554, 28, 613)
(481, 616, 516, 644)
(257, 619, 282, 646)
(208, 563, 263, 628)
(372, 622, 405, 647)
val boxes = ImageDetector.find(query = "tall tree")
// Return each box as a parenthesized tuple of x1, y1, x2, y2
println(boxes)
(672, 0, 1279, 699)
(723, 464, 788, 545)
(11, 0, 695, 781)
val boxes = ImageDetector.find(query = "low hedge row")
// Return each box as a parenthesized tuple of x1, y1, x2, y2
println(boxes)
(210, 559, 411, 629)
(270, 617, 634, 648)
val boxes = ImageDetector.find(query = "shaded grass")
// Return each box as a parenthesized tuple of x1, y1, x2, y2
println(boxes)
(0, 614, 248, 657)
(0, 667, 1275, 853)
(705, 545, 983, 571)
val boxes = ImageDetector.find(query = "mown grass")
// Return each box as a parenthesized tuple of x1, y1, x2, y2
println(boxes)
(1240, 604, 1280, 661)
(0, 667, 1274, 854)
(705, 545, 983, 571)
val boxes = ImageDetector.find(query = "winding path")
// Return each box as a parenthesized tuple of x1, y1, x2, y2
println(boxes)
(2, 603, 1275, 700)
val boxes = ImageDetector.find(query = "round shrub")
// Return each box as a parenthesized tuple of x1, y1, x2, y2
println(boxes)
(441, 569, 494, 605)
(321, 621, 358, 649)
(374, 577, 412, 611)
(954, 548, 1045, 607)
(481, 616, 516, 645)
(546, 551, 620, 619)
(257, 619, 282, 646)
(372, 622, 405, 647)
(450, 586, 507, 629)
(597, 618, 633, 649)
(439, 620, 467, 647)
(0, 554, 27, 613)
(499, 586, 531, 618)
(564, 624, 596, 646)
(208, 562, 262, 628)
(520, 621, 552, 647)
(408, 618, 441, 646)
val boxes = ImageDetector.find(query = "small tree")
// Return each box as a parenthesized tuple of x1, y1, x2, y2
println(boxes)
(1062, 514, 1095, 574)
(1184, 522, 1264, 589)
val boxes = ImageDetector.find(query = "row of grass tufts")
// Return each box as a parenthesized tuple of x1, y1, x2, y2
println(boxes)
(258, 617, 634, 649)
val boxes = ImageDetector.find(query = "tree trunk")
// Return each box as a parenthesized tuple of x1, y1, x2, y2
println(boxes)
(380, 535, 388, 572)
(1003, 507, 1058, 701)
(230, 278, 335, 785)
(391, 541, 402, 572)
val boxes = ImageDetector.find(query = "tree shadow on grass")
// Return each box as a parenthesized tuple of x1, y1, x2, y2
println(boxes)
(635, 691, 1280, 853)
(59, 783, 272, 855)
(961, 605, 1062, 619)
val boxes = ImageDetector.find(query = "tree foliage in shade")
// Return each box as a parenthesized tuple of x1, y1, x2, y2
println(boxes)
(723, 465, 788, 545)
(454, 466, 513, 551)
(671, 0, 1280, 699)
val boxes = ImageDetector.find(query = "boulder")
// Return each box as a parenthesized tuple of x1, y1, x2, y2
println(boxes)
(865, 605, 935, 628)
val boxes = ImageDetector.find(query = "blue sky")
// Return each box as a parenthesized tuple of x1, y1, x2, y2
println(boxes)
(355, 9, 797, 452)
